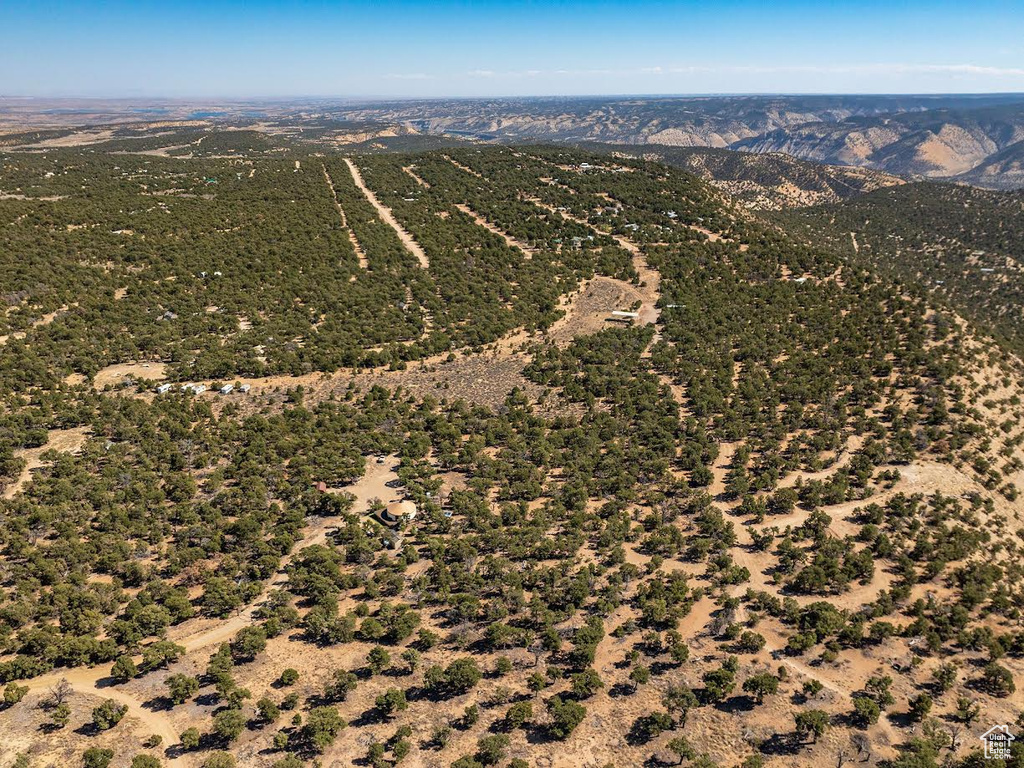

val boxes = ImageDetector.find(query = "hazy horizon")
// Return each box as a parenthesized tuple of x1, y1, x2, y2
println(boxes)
(5, 91, 1024, 102)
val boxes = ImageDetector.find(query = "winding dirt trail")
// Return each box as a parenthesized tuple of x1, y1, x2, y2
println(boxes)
(526, 196, 660, 328)
(23, 667, 185, 765)
(15, 459, 403, 765)
(343, 158, 429, 269)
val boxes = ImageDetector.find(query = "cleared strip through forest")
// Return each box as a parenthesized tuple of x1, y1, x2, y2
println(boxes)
(443, 155, 484, 178)
(343, 158, 429, 269)
(402, 165, 431, 189)
(454, 203, 535, 260)
(321, 163, 369, 269)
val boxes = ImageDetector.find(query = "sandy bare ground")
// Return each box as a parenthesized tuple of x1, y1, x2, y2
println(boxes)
(343, 158, 429, 269)
(544, 276, 645, 345)
(321, 163, 369, 269)
(708, 441, 740, 498)
(22, 128, 118, 148)
(350, 355, 543, 409)
(98, 350, 535, 414)
(0, 685, 173, 768)
(0, 192, 66, 201)
(454, 203, 536, 259)
(0, 305, 72, 346)
(2, 426, 90, 499)
(93, 362, 167, 390)
(124, 144, 194, 158)
(331, 453, 402, 508)
(11, 671, 182, 765)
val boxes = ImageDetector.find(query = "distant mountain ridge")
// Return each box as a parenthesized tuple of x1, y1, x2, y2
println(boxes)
(5, 94, 1024, 188)
(330, 94, 1024, 189)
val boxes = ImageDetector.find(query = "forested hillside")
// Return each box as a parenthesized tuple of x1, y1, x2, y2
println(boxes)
(1, 141, 1022, 768)
(582, 143, 905, 209)
(784, 182, 1024, 358)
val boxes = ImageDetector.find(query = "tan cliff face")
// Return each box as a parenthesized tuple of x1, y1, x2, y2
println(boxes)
(958, 141, 1024, 187)
(835, 126, 904, 164)
(910, 124, 1000, 176)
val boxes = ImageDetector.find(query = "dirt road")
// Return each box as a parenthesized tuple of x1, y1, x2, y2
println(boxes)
(321, 162, 369, 269)
(343, 158, 429, 269)
(455, 203, 536, 259)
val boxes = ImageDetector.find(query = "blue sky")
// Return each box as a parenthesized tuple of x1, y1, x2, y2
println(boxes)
(2, 0, 1023, 97)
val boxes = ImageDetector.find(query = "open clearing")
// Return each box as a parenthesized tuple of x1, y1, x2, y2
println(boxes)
(2, 426, 90, 498)
(544, 276, 645, 344)
(93, 361, 167, 390)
